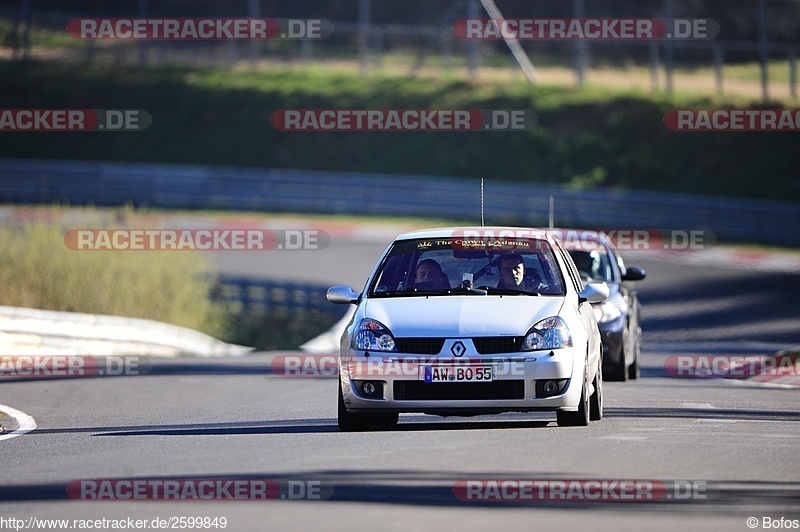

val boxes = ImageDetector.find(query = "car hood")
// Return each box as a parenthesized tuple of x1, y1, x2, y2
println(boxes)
(364, 296, 565, 337)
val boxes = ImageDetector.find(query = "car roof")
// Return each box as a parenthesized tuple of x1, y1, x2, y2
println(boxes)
(394, 226, 552, 241)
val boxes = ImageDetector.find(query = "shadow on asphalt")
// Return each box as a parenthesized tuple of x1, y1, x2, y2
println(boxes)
(2, 469, 799, 514)
(19, 401, 800, 440)
(638, 268, 800, 344)
(21, 417, 553, 437)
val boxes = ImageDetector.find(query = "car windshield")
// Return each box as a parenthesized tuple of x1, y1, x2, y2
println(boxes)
(566, 247, 615, 283)
(369, 237, 566, 297)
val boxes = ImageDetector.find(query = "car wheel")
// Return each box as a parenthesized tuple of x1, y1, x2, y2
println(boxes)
(371, 412, 399, 427)
(557, 370, 590, 427)
(628, 330, 641, 380)
(605, 341, 627, 382)
(589, 358, 603, 421)
(337, 380, 373, 432)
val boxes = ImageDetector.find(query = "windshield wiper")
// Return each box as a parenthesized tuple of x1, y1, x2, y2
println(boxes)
(484, 287, 542, 296)
(447, 286, 488, 295)
(372, 289, 449, 297)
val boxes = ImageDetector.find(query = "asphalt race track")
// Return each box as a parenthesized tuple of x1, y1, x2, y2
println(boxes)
(1, 228, 799, 531)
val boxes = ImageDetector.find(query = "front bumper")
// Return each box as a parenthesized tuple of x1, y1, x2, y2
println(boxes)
(339, 346, 583, 415)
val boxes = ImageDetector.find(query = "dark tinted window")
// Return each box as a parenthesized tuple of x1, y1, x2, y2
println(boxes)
(370, 237, 566, 297)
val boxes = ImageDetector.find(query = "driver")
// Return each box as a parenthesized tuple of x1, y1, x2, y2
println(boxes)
(414, 259, 449, 289)
(570, 250, 596, 281)
(498, 253, 542, 291)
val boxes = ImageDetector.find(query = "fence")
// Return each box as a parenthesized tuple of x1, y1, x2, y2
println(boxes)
(0, 158, 798, 247)
(2, 0, 798, 101)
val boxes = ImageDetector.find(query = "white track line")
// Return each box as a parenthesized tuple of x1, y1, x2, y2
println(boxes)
(0, 404, 37, 441)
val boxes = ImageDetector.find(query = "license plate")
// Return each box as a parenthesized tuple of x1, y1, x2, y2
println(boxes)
(420, 365, 496, 383)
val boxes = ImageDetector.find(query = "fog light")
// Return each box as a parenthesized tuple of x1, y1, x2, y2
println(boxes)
(362, 381, 376, 396)
(535, 379, 567, 398)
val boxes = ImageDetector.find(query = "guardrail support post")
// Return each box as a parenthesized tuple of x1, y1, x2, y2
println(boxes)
(663, 0, 674, 94)
(649, 41, 659, 91)
(358, 0, 371, 75)
(466, 0, 479, 78)
(757, 0, 769, 101)
(713, 45, 724, 96)
(137, 0, 149, 67)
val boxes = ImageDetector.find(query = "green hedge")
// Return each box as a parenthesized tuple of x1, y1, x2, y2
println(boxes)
(0, 60, 797, 202)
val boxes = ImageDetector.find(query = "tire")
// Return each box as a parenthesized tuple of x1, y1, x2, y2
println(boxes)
(605, 341, 627, 382)
(371, 412, 399, 427)
(589, 359, 604, 421)
(337, 380, 373, 432)
(628, 330, 641, 380)
(557, 371, 590, 427)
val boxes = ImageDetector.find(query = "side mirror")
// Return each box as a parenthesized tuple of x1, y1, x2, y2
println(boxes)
(327, 286, 360, 305)
(622, 266, 646, 281)
(579, 282, 609, 304)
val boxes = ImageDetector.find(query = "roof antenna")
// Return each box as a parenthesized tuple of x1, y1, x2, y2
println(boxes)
(481, 177, 485, 227)
(548, 195, 555, 229)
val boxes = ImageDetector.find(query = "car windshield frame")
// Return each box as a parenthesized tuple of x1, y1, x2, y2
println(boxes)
(367, 236, 567, 298)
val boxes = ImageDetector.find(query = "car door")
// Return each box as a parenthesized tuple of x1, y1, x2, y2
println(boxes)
(610, 248, 638, 367)
(553, 239, 601, 370)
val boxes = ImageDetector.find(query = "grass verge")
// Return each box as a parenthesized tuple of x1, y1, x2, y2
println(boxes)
(0, 206, 338, 350)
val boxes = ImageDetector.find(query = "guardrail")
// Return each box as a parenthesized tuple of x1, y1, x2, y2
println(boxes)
(0, 158, 798, 246)
(0, 305, 251, 357)
(214, 276, 346, 320)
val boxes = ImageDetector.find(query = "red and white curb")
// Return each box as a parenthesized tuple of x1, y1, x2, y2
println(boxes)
(745, 351, 800, 387)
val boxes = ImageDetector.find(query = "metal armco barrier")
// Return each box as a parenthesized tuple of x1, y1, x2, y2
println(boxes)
(213, 276, 346, 320)
(0, 158, 797, 247)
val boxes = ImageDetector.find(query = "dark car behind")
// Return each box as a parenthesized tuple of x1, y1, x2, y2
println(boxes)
(564, 234, 646, 381)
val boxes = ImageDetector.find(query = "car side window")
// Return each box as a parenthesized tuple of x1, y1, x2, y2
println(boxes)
(553, 239, 584, 293)
(614, 252, 626, 282)
(535, 247, 566, 294)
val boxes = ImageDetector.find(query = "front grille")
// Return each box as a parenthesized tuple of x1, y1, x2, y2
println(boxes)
(394, 338, 445, 355)
(394, 380, 525, 401)
(472, 336, 523, 354)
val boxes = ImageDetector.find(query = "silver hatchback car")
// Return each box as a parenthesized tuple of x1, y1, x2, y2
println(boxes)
(327, 227, 608, 431)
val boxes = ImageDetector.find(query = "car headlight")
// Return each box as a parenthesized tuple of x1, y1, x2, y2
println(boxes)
(521, 316, 573, 351)
(353, 319, 397, 351)
(593, 301, 623, 324)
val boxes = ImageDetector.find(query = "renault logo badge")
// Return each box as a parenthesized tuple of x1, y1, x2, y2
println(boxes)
(450, 341, 466, 357)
